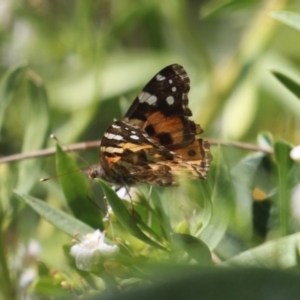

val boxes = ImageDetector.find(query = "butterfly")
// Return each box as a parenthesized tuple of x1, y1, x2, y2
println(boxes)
(85, 64, 212, 186)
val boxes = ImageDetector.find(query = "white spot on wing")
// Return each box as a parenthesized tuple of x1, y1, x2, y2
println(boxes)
(156, 74, 166, 81)
(112, 124, 120, 129)
(169, 79, 173, 84)
(166, 96, 175, 105)
(138, 91, 157, 105)
(131, 131, 136, 134)
(130, 135, 139, 140)
(146, 95, 157, 105)
(172, 87, 176, 92)
(138, 91, 148, 102)
(102, 146, 124, 153)
(104, 133, 123, 140)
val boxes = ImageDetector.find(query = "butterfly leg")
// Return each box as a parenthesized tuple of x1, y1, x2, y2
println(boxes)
(145, 186, 153, 223)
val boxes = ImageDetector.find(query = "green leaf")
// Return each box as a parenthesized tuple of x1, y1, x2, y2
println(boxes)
(150, 188, 172, 242)
(17, 71, 50, 192)
(56, 144, 103, 229)
(34, 277, 70, 298)
(231, 152, 270, 236)
(0, 63, 27, 134)
(15, 192, 93, 236)
(172, 233, 212, 266)
(201, 0, 256, 18)
(257, 131, 273, 151)
(231, 152, 265, 188)
(296, 247, 300, 272)
(272, 71, 300, 100)
(224, 231, 300, 268)
(271, 11, 300, 32)
(200, 148, 233, 249)
(121, 188, 169, 243)
(98, 179, 166, 251)
(189, 178, 213, 237)
(89, 267, 300, 299)
(251, 155, 275, 198)
(274, 140, 293, 236)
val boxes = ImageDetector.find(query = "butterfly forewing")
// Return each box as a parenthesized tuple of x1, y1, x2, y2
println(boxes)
(125, 64, 191, 121)
(124, 64, 205, 153)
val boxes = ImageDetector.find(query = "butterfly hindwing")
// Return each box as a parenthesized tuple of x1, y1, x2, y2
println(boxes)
(98, 120, 178, 184)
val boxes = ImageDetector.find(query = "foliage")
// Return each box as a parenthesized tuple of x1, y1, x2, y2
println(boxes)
(1, 1, 300, 299)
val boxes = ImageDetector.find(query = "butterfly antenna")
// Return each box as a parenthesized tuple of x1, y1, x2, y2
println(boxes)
(119, 181, 138, 218)
(40, 168, 82, 182)
(40, 134, 94, 182)
(50, 134, 92, 166)
(145, 185, 153, 224)
(179, 205, 188, 220)
(100, 187, 122, 233)
(147, 186, 153, 202)
(125, 185, 133, 203)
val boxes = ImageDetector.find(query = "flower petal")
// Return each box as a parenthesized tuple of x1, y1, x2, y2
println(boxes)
(290, 145, 300, 161)
(70, 230, 119, 271)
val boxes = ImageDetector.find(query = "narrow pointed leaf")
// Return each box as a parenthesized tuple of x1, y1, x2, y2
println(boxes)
(200, 148, 232, 249)
(257, 131, 273, 152)
(17, 72, 50, 192)
(150, 188, 172, 242)
(271, 11, 300, 32)
(15, 192, 93, 236)
(272, 71, 300, 100)
(56, 144, 103, 229)
(231, 152, 269, 235)
(231, 152, 265, 188)
(98, 179, 166, 251)
(274, 140, 293, 236)
(0, 63, 27, 134)
(224, 231, 300, 268)
(172, 233, 212, 266)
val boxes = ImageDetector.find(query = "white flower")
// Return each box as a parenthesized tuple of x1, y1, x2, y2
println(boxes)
(13, 240, 41, 299)
(116, 187, 131, 199)
(103, 205, 113, 222)
(103, 186, 138, 221)
(14, 239, 41, 271)
(70, 230, 119, 271)
(290, 145, 300, 161)
(0, 0, 12, 28)
(19, 268, 37, 290)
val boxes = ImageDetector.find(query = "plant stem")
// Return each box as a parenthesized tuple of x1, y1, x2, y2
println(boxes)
(0, 212, 15, 299)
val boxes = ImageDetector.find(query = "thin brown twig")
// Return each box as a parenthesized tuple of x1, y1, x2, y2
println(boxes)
(0, 140, 101, 164)
(208, 139, 273, 154)
(0, 138, 273, 165)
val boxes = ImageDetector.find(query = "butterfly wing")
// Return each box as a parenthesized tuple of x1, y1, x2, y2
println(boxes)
(89, 64, 211, 186)
(125, 64, 192, 121)
(124, 64, 211, 172)
(99, 120, 210, 185)
(98, 120, 179, 185)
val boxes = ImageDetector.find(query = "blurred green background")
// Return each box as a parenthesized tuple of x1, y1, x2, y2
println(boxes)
(1, 0, 300, 299)
(1, 0, 300, 150)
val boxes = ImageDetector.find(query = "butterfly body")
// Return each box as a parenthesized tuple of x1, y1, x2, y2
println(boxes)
(85, 64, 212, 186)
